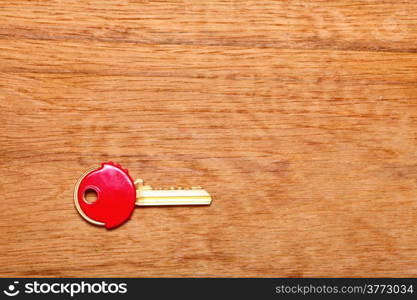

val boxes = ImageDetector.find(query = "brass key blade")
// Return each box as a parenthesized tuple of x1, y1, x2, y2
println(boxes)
(135, 179, 212, 206)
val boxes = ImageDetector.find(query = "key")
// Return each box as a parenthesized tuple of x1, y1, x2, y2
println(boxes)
(74, 162, 212, 229)
(135, 179, 212, 206)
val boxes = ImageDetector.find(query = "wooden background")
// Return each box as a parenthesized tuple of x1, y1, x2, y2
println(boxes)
(0, 0, 416, 277)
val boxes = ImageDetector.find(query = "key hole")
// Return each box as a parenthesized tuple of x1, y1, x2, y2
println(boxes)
(84, 189, 98, 204)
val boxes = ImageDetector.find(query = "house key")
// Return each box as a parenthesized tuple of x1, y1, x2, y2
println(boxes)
(74, 162, 212, 229)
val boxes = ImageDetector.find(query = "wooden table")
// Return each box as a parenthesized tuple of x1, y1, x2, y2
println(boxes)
(1, 1, 416, 277)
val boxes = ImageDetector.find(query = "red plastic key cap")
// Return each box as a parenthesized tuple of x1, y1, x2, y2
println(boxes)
(74, 162, 136, 229)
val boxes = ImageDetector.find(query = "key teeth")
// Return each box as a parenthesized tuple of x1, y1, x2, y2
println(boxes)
(154, 186, 192, 190)
(136, 180, 202, 191)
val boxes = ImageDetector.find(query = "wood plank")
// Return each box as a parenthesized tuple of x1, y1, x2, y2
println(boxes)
(0, 0, 416, 277)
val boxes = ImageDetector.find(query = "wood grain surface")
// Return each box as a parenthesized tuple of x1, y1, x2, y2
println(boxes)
(0, 0, 416, 277)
